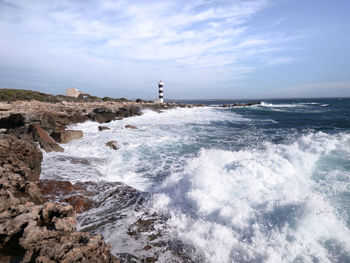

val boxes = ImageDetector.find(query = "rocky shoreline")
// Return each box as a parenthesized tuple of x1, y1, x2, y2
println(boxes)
(0, 100, 200, 263)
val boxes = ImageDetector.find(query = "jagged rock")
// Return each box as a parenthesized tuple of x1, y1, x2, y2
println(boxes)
(0, 202, 118, 263)
(98, 126, 110, 131)
(125, 125, 137, 129)
(106, 141, 120, 150)
(38, 180, 75, 196)
(62, 195, 94, 213)
(0, 133, 42, 181)
(0, 172, 45, 211)
(0, 113, 25, 128)
(30, 125, 64, 152)
(39, 110, 88, 131)
(51, 129, 83, 143)
(116, 106, 141, 118)
(88, 107, 117, 123)
(37, 180, 94, 214)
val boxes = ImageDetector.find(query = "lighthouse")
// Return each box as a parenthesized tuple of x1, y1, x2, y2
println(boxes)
(158, 80, 164, 103)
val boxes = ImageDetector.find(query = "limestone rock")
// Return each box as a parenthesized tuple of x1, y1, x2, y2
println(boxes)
(88, 107, 117, 123)
(116, 106, 141, 118)
(63, 195, 94, 213)
(0, 202, 118, 263)
(106, 140, 120, 150)
(51, 129, 83, 143)
(98, 125, 110, 131)
(37, 180, 95, 214)
(0, 133, 42, 181)
(30, 125, 64, 152)
(125, 124, 137, 129)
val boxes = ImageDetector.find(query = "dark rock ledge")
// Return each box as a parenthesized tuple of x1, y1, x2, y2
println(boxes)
(0, 101, 201, 263)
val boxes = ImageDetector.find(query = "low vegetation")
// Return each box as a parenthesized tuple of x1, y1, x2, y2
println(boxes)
(0, 89, 131, 103)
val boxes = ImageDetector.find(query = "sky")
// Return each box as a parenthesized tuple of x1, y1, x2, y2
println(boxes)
(0, 0, 349, 99)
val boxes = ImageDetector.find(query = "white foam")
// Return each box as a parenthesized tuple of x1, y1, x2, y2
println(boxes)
(153, 132, 350, 262)
(260, 102, 301, 108)
(40, 106, 350, 262)
(41, 106, 248, 191)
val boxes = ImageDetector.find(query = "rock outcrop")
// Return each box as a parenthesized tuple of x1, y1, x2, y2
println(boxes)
(0, 202, 118, 263)
(37, 180, 94, 214)
(106, 141, 119, 150)
(30, 125, 64, 153)
(0, 133, 42, 182)
(88, 107, 117, 123)
(51, 130, 83, 143)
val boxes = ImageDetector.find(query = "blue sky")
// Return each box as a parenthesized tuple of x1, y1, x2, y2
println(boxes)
(0, 0, 349, 99)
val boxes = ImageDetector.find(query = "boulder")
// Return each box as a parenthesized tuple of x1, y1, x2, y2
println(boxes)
(30, 125, 64, 152)
(51, 130, 83, 143)
(125, 125, 137, 129)
(106, 141, 119, 150)
(98, 126, 110, 131)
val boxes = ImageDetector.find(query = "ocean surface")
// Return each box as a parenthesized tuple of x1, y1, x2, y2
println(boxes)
(41, 98, 350, 262)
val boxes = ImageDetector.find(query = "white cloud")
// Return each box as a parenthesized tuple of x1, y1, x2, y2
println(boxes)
(0, 0, 301, 98)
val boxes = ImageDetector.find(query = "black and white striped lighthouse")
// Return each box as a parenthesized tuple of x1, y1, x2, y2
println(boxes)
(158, 80, 164, 103)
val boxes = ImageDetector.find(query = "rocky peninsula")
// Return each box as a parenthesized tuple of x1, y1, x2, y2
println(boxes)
(0, 99, 200, 263)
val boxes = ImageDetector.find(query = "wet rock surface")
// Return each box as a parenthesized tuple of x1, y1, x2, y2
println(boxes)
(106, 140, 120, 150)
(125, 124, 138, 129)
(77, 182, 196, 263)
(98, 125, 110, 131)
(37, 180, 94, 214)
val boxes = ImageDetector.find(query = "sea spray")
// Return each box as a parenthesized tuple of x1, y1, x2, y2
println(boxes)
(41, 98, 350, 262)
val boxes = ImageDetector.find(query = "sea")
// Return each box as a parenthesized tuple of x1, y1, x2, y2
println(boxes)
(41, 98, 350, 263)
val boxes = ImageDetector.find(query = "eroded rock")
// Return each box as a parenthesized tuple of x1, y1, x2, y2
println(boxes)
(98, 126, 110, 131)
(0, 133, 42, 181)
(37, 180, 95, 214)
(125, 125, 137, 129)
(88, 107, 117, 123)
(106, 141, 120, 150)
(51, 130, 83, 143)
(30, 125, 64, 152)
(0, 202, 118, 263)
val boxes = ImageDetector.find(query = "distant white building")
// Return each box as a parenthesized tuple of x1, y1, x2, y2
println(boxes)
(66, 88, 81, 98)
